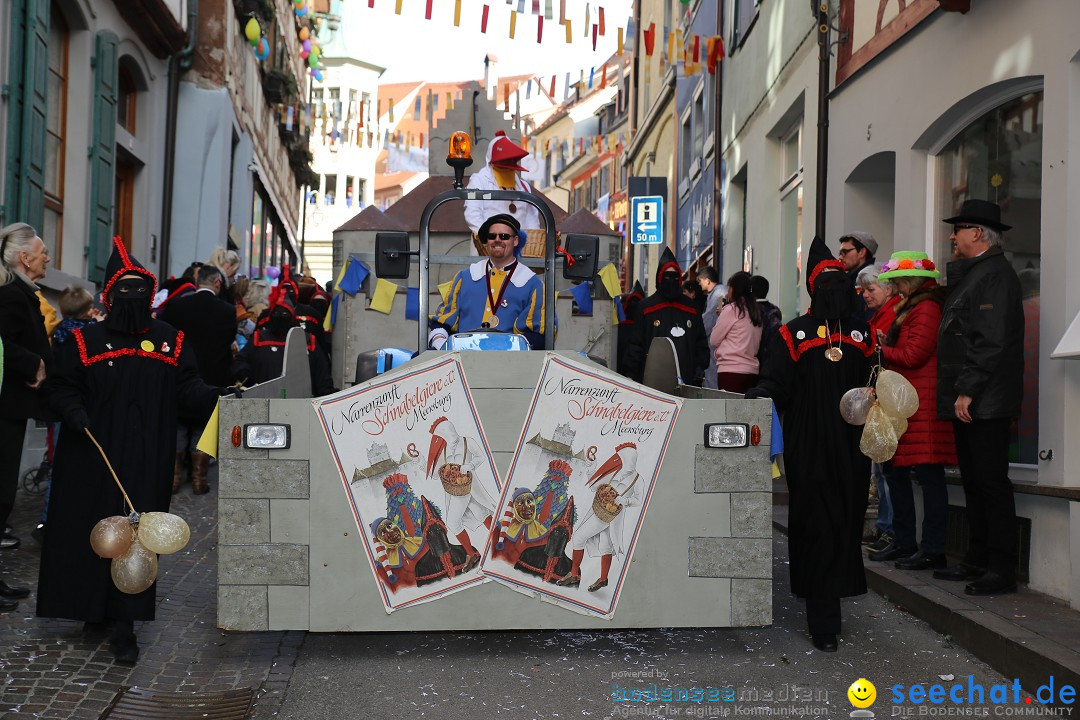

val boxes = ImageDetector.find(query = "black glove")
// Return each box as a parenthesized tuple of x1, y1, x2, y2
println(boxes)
(744, 387, 769, 400)
(63, 406, 90, 433)
(219, 386, 243, 398)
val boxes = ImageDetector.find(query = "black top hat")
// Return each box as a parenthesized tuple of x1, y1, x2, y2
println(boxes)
(942, 199, 1011, 231)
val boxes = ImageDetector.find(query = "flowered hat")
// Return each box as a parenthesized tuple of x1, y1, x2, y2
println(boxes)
(878, 251, 939, 281)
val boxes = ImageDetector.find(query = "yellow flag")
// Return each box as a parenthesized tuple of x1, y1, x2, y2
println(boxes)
(611, 301, 619, 325)
(617, 27, 624, 55)
(510, 10, 517, 38)
(564, 19, 572, 43)
(667, 32, 675, 63)
(438, 280, 453, 303)
(196, 402, 220, 458)
(772, 460, 781, 480)
(370, 278, 397, 314)
(597, 263, 621, 299)
(395, 0, 402, 14)
(454, 0, 461, 25)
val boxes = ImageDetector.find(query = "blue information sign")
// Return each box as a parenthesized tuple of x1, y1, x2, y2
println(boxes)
(630, 195, 664, 245)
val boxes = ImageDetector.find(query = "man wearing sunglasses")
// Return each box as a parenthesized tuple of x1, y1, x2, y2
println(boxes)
(428, 213, 552, 350)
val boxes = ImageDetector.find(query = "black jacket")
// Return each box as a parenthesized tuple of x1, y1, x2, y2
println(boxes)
(0, 276, 53, 420)
(159, 289, 237, 387)
(937, 247, 1024, 420)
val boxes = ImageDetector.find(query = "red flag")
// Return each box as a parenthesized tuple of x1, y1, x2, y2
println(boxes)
(425, 0, 433, 19)
(537, 14, 543, 42)
(600, 63, 607, 88)
(504, 83, 510, 112)
(481, 4, 489, 32)
(692, 34, 700, 64)
(549, 75, 556, 97)
(368, 0, 374, 6)
(598, 7, 605, 35)
(706, 35, 724, 73)
(643, 22, 656, 57)
(592, 23, 598, 50)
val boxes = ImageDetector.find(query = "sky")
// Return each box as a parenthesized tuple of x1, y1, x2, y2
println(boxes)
(327, 0, 634, 85)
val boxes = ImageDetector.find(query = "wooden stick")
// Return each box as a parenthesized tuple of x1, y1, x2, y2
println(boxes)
(84, 428, 137, 516)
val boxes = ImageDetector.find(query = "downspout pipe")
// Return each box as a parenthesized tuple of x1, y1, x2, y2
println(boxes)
(710, 0, 724, 273)
(814, 0, 830, 241)
(160, 0, 198, 279)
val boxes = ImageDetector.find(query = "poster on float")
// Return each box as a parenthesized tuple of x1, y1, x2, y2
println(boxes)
(479, 353, 682, 620)
(314, 354, 501, 613)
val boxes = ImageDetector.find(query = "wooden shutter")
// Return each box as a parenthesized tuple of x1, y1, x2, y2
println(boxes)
(2, 0, 49, 229)
(88, 31, 118, 284)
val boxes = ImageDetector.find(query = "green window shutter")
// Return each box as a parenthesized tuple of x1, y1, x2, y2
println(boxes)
(3, 0, 48, 229)
(88, 31, 118, 285)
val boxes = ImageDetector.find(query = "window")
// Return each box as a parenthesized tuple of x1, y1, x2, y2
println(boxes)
(731, 0, 760, 49)
(43, 2, 69, 266)
(692, 88, 704, 174)
(935, 90, 1043, 465)
(345, 175, 355, 207)
(325, 174, 337, 205)
(778, 119, 803, 322)
(117, 65, 137, 134)
(781, 122, 802, 187)
(679, 111, 692, 195)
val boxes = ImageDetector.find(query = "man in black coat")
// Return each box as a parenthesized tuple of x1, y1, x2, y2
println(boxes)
(39, 237, 221, 663)
(933, 199, 1024, 596)
(160, 264, 237, 494)
(624, 248, 709, 386)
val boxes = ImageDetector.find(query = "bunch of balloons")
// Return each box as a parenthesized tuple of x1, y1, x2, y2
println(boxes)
(840, 369, 920, 463)
(245, 17, 270, 61)
(90, 512, 191, 594)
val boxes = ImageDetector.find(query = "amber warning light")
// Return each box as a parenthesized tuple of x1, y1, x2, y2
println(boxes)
(448, 131, 473, 161)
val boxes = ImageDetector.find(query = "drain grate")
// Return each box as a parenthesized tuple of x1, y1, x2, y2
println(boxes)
(99, 687, 254, 719)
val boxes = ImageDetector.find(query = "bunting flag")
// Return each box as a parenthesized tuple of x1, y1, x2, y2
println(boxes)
(706, 35, 725, 73)
(395, 0, 402, 13)
(337, 258, 371, 296)
(368, 0, 374, 6)
(617, 27, 623, 55)
(413, 96, 421, 120)
(504, 83, 510, 111)
(454, 0, 462, 25)
(584, 3, 590, 35)
(286, 105, 294, 131)
(600, 63, 607, 88)
(425, 0, 433, 19)
(388, 99, 394, 122)
(588, 66, 594, 89)
(405, 287, 420, 320)
(525, 79, 532, 98)
(544, 0, 552, 20)
(549, 75, 556, 97)
(358, 100, 364, 127)
(597, 263, 621, 299)
(563, 72, 571, 99)
(509, 10, 517, 38)
(516, 0, 525, 12)
(532, 0, 540, 13)
(481, 4, 489, 32)
(592, 23, 598, 50)
(559, 0, 565, 23)
(667, 31, 675, 64)
(570, 281, 593, 315)
(598, 6, 605, 34)
(370, 278, 397, 314)
(692, 34, 700, 66)
(643, 22, 656, 56)
(537, 14, 543, 42)
(564, 18, 572, 42)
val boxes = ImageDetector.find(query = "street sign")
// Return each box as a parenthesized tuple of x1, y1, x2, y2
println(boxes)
(630, 195, 664, 245)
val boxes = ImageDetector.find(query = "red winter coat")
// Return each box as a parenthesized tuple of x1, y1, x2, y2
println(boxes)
(869, 294, 900, 339)
(881, 281, 957, 467)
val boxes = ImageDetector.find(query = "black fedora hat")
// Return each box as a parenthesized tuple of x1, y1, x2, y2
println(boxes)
(943, 199, 1011, 231)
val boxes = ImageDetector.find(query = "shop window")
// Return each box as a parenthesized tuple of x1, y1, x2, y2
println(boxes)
(935, 90, 1043, 465)
(43, 2, 69, 266)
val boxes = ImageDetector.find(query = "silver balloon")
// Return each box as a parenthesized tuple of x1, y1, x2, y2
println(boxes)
(110, 538, 158, 594)
(860, 403, 899, 463)
(138, 512, 191, 555)
(876, 369, 920, 419)
(89, 516, 134, 559)
(840, 386, 876, 425)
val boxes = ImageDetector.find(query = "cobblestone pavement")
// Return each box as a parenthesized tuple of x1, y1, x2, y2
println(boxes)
(0, 451, 304, 720)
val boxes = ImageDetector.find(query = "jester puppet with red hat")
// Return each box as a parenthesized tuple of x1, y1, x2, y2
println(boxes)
(464, 130, 542, 236)
(38, 237, 225, 664)
(746, 235, 875, 654)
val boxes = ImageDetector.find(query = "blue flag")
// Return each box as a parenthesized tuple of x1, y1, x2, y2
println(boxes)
(570, 281, 593, 315)
(614, 296, 627, 322)
(337, 258, 370, 296)
(405, 287, 420, 320)
(329, 293, 340, 327)
(770, 402, 784, 461)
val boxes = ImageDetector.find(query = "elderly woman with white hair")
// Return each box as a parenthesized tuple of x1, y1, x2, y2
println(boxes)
(856, 265, 901, 551)
(0, 223, 52, 606)
(207, 247, 242, 304)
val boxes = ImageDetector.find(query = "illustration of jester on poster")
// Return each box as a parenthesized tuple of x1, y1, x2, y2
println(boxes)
(313, 354, 501, 613)
(479, 353, 682, 619)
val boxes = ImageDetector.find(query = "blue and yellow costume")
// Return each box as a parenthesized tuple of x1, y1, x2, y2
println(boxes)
(430, 258, 553, 350)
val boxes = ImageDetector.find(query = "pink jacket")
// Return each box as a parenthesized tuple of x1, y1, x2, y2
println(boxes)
(710, 302, 762, 375)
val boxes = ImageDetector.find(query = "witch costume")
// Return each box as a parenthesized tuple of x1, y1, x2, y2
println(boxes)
(37, 237, 220, 662)
(746, 236, 875, 651)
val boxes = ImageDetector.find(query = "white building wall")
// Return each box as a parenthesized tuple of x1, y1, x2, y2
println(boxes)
(825, 0, 1080, 604)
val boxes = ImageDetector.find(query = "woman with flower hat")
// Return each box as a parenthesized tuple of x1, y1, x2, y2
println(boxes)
(868, 251, 956, 571)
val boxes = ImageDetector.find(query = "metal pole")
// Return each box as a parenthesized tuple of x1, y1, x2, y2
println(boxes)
(710, 0, 725, 273)
(814, 1, 831, 241)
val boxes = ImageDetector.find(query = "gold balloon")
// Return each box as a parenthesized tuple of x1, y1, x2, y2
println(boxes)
(138, 512, 191, 555)
(111, 539, 158, 594)
(90, 516, 134, 559)
(860, 402, 899, 463)
(876, 369, 920, 419)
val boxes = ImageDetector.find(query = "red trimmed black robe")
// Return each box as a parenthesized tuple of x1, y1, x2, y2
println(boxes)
(37, 320, 218, 622)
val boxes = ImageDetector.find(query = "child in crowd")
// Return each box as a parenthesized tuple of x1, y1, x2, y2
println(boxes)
(52, 286, 100, 346)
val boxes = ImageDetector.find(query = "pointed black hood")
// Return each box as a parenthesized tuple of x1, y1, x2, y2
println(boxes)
(654, 246, 682, 286)
(103, 236, 157, 311)
(805, 235, 845, 296)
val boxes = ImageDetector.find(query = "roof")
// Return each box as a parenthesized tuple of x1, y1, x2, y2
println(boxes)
(382, 175, 569, 233)
(335, 205, 409, 233)
(350, 454, 411, 482)
(374, 170, 418, 193)
(525, 433, 587, 460)
(557, 209, 622, 237)
(379, 80, 473, 145)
